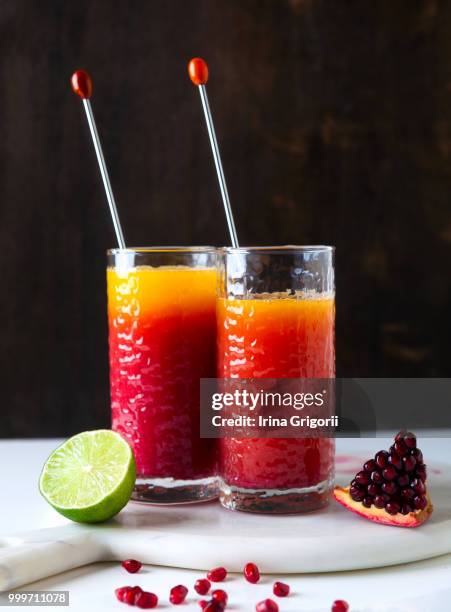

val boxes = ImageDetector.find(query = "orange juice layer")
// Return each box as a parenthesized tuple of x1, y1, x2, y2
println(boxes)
(107, 266, 217, 317)
(108, 266, 217, 479)
(217, 294, 335, 489)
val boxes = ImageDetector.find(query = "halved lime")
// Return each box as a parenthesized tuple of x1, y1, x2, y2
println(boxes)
(39, 430, 136, 523)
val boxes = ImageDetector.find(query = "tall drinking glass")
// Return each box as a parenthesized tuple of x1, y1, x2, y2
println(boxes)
(107, 247, 218, 503)
(217, 246, 335, 513)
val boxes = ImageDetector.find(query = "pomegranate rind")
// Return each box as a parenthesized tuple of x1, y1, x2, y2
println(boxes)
(333, 486, 433, 528)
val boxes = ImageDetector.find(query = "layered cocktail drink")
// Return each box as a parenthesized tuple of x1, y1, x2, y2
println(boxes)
(217, 246, 335, 513)
(107, 247, 218, 503)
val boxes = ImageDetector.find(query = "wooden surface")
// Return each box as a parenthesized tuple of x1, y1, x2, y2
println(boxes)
(1, 1, 451, 435)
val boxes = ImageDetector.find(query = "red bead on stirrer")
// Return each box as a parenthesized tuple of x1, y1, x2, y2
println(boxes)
(188, 58, 239, 248)
(70, 69, 126, 248)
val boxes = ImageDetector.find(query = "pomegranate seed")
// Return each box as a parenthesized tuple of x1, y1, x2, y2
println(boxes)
(273, 581, 290, 597)
(121, 558, 142, 573)
(331, 600, 349, 612)
(170, 584, 188, 604)
(401, 487, 414, 499)
(401, 503, 414, 515)
(256, 599, 278, 612)
(403, 455, 416, 472)
(382, 466, 397, 481)
(199, 601, 208, 609)
(414, 494, 428, 510)
(411, 478, 426, 495)
(212, 589, 228, 605)
(244, 562, 260, 583)
(381, 481, 397, 495)
(367, 483, 379, 496)
(115, 586, 132, 602)
(363, 459, 376, 472)
(354, 471, 370, 485)
(207, 567, 227, 582)
(362, 496, 372, 508)
(124, 586, 142, 605)
(416, 464, 427, 482)
(385, 501, 400, 515)
(397, 473, 410, 487)
(375, 451, 388, 468)
(396, 430, 416, 448)
(394, 440, 408, 457)
(203, 601, 225, 612)
(135, 591, 158, 609)
(412, 448, 423, 463)
(350, 486, 365, 502)
(370, 470, 383, 484)
(388, 452, 402, 470)
(374, 494, 387, 509)
(195, 578, 211, 595)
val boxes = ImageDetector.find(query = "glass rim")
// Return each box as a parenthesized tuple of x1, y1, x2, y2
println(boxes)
(107, 246, 216, 255)
(220, 245, 335, 254)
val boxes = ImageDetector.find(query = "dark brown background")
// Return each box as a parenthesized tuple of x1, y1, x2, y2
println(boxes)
(2, 0, 451, 437)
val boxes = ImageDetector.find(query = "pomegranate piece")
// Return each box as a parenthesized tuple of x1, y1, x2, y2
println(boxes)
(122, 558, 143, 574)
(331, 600, 349, 612)
(207, 567, 227, 582)
(244, 562, 260, 584)
(256, 599, 278, 612)
(273, 581, 290, 597)
(169, 584, 188, 604)
(334, 431, 433, 527)
(135, 591, 158, 609)
(195, 578, 211, 595)
(115, 586, 132, 602)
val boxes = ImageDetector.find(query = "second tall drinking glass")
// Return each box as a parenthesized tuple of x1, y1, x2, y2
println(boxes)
(217, 246, 335, 513)
(107, 247, 218, 503)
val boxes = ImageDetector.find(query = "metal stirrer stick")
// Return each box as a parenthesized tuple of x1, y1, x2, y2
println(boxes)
(188, 58, 239, 248)
(70, 69, 126, 249)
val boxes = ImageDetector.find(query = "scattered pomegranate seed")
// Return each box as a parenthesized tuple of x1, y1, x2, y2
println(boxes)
(135, 591, 158, 609)
(211, 589, 228, 605)
(169, 584, 188, 605)
(331, 600, 349, 612)
(207, 567, 227, 582)
(244, 562, 260, 584)
(203, 601, 225, 611)
(122, 558, 143, 573)
(273, 581, 290, 597)
(124, 586, 142, 605)
(255, 599, 278, 612)
(198, 601, 208, 609)
(195, 578, 211, 595)
(115, 586, 132, 602)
